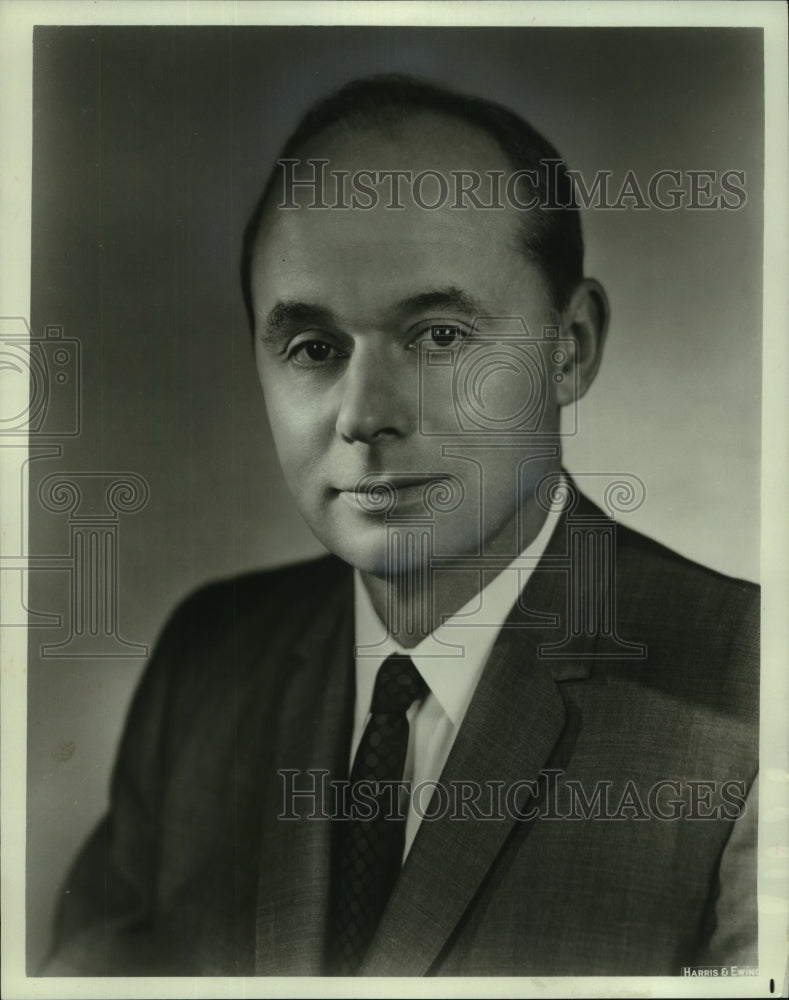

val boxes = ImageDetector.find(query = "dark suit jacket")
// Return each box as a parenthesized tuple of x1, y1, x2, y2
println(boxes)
(43, 493, 759, 977)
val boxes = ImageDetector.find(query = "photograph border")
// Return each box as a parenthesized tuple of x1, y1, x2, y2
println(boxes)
(2, 2, 787, 998)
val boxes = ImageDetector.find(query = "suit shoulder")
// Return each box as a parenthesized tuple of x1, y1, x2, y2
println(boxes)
(570, 490, 758, 610)
(132, 553, 352, 719)
(609, 521, 759, 713)
(171, 553, 349, 614)
(154, 553, 351, 651)
(615, 521, 758, 610)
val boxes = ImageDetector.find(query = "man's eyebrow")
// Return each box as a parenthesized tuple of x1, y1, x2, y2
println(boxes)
(395, 287, 485, 319)
(258, 301, 336, 343)
(259, 287, 484, 343)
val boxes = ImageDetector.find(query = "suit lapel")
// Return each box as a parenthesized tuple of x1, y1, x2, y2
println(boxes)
(360, 502, 596, 976)
(254, 562, 355, 975)
(254, 488, 611, 974)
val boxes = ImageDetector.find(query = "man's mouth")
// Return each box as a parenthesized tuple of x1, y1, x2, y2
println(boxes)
(334, 474, 445, 492)
(334, 475, 451, 512)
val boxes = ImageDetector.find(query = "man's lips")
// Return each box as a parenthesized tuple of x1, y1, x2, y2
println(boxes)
(333, 475, 451, 512)
(333, 476, 440, 493)
(332, 474, 466, 517)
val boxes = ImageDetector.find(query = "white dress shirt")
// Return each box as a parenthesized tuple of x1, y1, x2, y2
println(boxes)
(351, 497, 563, 860)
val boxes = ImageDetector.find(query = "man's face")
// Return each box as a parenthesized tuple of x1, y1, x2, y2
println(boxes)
(250, 114, 568, 576)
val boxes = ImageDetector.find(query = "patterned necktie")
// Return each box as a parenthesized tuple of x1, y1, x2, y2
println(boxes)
(328, 652, 428, 975)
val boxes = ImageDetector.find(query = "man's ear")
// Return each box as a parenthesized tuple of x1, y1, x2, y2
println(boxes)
(554, 278, 609, 406)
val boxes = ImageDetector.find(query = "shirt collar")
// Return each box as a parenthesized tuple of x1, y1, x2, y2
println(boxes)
(353, 494, 564, 731)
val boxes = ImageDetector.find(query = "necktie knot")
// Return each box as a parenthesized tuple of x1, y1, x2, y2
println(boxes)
(370, 653, 427, 715)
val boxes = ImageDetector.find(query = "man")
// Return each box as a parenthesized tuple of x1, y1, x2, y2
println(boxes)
(44, 76, 758, 977)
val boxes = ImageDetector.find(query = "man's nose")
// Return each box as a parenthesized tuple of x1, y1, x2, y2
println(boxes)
(335, 345, 410, 445)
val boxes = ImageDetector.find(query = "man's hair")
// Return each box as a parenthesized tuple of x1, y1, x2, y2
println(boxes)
(241, 74, 584, 330)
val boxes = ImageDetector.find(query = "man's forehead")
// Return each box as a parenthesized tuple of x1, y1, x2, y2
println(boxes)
(295, 108, 512, 174)
(253, 202, 527, 319)
(251, 211, 549, 333)
(256, 112, 523, 258)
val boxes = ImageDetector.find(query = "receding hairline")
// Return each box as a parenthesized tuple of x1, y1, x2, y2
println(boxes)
(258, 105, 521, 216)
(292, 102, 517, 159)
(241, 75, 585, 328)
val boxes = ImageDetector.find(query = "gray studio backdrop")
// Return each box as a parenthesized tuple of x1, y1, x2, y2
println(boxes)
(26, 26, 763, 969)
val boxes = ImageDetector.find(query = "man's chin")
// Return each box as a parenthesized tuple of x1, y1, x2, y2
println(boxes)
(321, 532, 403, 579)
(311, 511, 425, 578)
(312, 513, 491, 580)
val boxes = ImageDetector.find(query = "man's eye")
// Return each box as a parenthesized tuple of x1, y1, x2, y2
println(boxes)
(289, 339, 337, 366)
(430, 324, 460, 346)
(429, 323, 465, 347)
(406, 323, 468, 353)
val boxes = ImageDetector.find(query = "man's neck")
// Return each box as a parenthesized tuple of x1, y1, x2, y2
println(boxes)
(359, 495, 553, 648)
